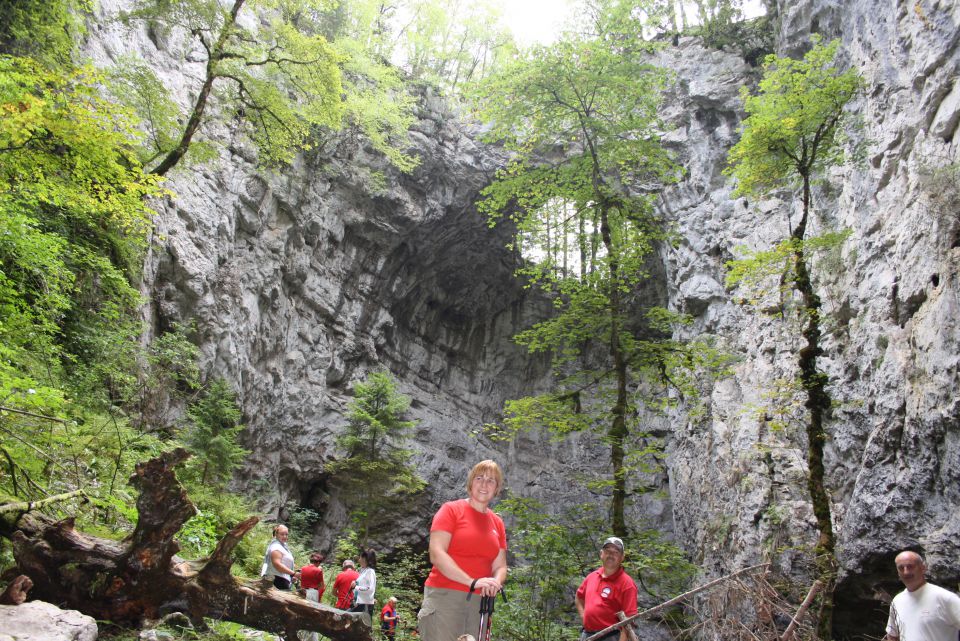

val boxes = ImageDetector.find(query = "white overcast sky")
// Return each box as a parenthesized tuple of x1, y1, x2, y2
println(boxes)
(501, 0, 767, 48)
(501, 0, 574, 48)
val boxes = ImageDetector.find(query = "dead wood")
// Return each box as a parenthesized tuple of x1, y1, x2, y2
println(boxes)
(585, 564, 771, 641)
(0, 490, 87, 515)
(0, 448, 371, 641)
(781, 580, 823, 641)
(0, 574, 33, 605)
(617, 610, 639, 641)
(584, 563, 822, 641)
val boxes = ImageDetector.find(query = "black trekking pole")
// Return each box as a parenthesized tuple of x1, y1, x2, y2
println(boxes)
(468, 580, 507, 641)
(477, 594, 494, 641)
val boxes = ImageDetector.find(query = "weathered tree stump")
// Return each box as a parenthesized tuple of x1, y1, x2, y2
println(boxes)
(0, 449, 371, 641)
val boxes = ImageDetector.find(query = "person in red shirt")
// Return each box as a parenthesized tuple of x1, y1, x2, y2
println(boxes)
(417, 460, 508, 641)
(575, 537, 638, 641)
(300, 552, 325, 600)
(380, 596, 399, 640)
(299, 552, 326, 641)
(332, 559, 360, 610)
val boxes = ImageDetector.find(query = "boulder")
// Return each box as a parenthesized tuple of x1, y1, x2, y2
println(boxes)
(0, 601, 98, 641)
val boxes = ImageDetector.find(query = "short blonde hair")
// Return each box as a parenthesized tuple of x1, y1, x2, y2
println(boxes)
(466, 460, 503, 494)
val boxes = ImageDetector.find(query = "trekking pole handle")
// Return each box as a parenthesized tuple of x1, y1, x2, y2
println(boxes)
(466, 579, 506, 601)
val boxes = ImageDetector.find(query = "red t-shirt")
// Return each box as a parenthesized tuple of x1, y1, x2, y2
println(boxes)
(425, 499, 507, 592)
(300, 564, 325, 595)
(333, 568, 360, 609)
(576, 567, 638, 631)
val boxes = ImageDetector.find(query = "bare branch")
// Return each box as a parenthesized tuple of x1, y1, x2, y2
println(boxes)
(0, 489, 86, 515)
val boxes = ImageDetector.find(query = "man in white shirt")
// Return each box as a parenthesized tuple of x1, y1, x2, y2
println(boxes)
(884, 550, 960, 641)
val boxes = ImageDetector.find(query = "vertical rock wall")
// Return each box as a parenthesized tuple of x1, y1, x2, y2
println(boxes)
(659, 1, 959, 636)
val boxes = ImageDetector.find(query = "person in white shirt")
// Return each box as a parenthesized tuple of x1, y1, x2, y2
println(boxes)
(350, 548, 378, 623)
(262, 525, 299, 590)
(884, 550, 960, 641)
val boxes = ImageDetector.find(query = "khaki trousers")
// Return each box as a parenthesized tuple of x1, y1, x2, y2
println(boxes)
(417, 585, 484, 641)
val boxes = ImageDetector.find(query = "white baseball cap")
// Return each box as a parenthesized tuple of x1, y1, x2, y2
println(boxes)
(602, 536, 624, 552)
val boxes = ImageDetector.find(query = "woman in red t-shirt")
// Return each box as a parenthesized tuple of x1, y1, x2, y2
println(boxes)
(417, 460, 508, 641)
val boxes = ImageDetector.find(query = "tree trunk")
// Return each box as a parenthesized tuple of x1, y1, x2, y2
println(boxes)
(793, 174, 836, 639)
(0, 449, 371, 641)
(599, 203, 628, 538)
(150, 0, 245, 176)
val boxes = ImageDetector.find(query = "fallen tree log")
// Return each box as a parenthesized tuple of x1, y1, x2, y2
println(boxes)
(0, 448, 371, 641)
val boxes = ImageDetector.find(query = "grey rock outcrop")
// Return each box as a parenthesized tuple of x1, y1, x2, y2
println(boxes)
(0, 601, 98, 641)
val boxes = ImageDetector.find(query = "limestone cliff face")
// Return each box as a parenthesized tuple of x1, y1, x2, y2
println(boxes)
(85, 0, 654, 550)
(658, 1, 960, 636)
(86, 0, 957, 636)
(137, 86, 619, 543)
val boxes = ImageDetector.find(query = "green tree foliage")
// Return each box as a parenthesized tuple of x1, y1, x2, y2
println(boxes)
(106, 55, 218, 168)
(0, 55, 163, 414)
(327, 371, 424, 540)
(496, 497, 598, 641)
(131, 324, 202, 432)
(494, 497, 694, 641)
(396, 0, 516, 94)
(182, 379, 248, 486)
(0, 40, 221, 559)
(726, 38, 861, 198)
(118, 0, 418, 175)
(686, 0, 772, 57)
(642, 0, 744, 34)
(638, 1, 771, 64)
(0, 50, 185, 530)
(724, 37, 862, 638)
(374, 544, 430, 637)
(686, 0, 742, 44)
(313, 0, 516, 97)
(0, 5, 272, 595)
(0, 0, 88, 68)
(472, 0, 727, 536)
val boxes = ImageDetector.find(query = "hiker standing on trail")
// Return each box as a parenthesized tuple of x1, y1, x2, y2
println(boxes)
(300, 551, 326, 601)
(300, 552, 325, 641)
(417, 460, 508, 641)
(576, 536, 638, 641)
(381, 596, 399, 640)
(884, 550, 960, 641)
(350, 548, 378, 619)
(264, 525, 299, 590)
(333, 559, 360, 609)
